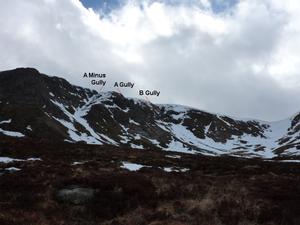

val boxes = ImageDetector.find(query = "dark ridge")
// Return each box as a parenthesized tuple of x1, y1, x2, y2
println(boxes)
(0, 67, 299, 157)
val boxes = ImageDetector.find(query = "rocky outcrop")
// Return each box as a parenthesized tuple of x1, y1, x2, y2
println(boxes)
(0, 68, 300, 158)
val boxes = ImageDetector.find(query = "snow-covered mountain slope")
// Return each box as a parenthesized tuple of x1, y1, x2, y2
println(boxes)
(0, 68, 300, 158)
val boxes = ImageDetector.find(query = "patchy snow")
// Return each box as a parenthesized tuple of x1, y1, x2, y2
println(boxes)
(119, 135, 130, 143)
(154, 103, 300, 158)
(120, 124, 129, 133)
(122, 107, 130, 113)
(49, 92, 55, 97)
(157, 118, 230, 156)
(217, 116, 233, 127)
(230, 118, 291, 158)
(282, 147, 300, 156)
(147, 138, 160, 145)
(0, 128, 25, 137)
(163, 167, 189, 172)
(5, 167, 21, 171)
(278, 160, 300, 163)
(161, 104, 190, 113)
(50, 99, 104, 145)
(0, 157, 22, 163)
(134, 134, 142, 140)
(160, 104, 190, 120)
(3, 90, 292, 159)
(165, 154, 181, 159)
(166, 123, 225, 155)
(73, 100, 106, 144)
(0, 157, 42, 163)
(171, 113, 186, 120)
(164, 138, 197, 154)
(129, 119, 140, 126)
(53, 116, 89, 142)
(72, 161, 88, 165)
(121, 161, 149, 171)
(154, 112, 294, 158)
(27, 158, 42, 161)
(50, 93, 127, 145)
(98, 133, 119, 145)
(130, 143, 144, 149)
(69, 92, 80, 97)
(155, 121, 170, 132)
(163, 167, 173, 172)
(179, 168, 190, 172)
(0, 119, 11, 124)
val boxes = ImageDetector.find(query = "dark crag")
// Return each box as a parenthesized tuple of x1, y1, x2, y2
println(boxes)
(1, 67, 300, 158)
(1, 68, 300, 224)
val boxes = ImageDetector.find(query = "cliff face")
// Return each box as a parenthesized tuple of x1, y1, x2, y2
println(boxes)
(0, 68, 299, 158)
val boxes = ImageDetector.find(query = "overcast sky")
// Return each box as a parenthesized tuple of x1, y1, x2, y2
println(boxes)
(1, 0, 300, 121)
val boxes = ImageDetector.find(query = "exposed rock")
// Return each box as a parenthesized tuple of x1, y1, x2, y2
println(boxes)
(0, 68, 300, 157)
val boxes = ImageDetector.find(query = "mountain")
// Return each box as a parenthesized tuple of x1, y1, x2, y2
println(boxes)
(0, 68, 300, 158)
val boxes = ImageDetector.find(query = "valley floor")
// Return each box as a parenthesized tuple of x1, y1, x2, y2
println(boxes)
(1, 137, 300, 225)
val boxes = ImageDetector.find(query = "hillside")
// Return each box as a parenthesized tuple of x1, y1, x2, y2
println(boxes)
(0, 68, 299, 158)
(1, 137, 300, 225)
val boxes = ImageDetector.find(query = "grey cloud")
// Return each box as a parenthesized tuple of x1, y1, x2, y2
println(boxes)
(0, 0, 300, 121)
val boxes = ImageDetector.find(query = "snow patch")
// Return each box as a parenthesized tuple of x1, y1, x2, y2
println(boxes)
(278, 160, 300, 163)
(0, 119, 11, 124)
(165, 154, 181, 159)
(129, 119, 140, 126)
(0, 157, 23, 163)
(0, 157, 41, 163)
(163, 167, 189, 172)
(0, 128, 25, 137)
(130, 143, 144, 149)
(5, 167, 21, 171)
(72, 161, 88, 165)
(121, 161, 149, 171)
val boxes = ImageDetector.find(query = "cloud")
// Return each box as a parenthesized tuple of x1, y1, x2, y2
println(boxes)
(0, 0, 300, 121)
